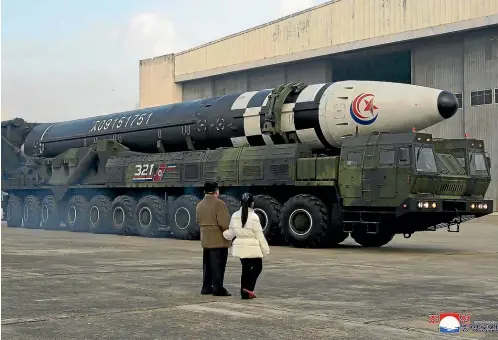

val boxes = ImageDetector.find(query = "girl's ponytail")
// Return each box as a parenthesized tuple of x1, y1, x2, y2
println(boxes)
(240, 193, 254, 228)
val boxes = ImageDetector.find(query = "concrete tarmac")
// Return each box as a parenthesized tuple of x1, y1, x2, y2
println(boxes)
(2, 216, 498, 340)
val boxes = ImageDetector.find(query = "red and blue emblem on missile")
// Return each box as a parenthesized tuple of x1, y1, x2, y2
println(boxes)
(350, 93, 379, 125)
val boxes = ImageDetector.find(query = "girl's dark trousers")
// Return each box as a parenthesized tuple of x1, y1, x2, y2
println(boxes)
(240, 257, 263, 298)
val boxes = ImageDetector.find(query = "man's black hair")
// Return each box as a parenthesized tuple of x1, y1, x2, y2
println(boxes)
(204, 181, 219, 194)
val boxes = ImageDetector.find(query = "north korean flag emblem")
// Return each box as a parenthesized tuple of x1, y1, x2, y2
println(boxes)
(153, 164, 167, 182)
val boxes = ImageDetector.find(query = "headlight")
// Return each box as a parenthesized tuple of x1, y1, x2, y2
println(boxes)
(417, 201, 437, 210)
(471, 203, 488, 210)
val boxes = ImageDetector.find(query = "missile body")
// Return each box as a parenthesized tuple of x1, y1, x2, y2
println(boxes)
(22, 81, 458, 158)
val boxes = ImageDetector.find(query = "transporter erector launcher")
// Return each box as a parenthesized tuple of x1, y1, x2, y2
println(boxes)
(3, 79, 491, 250)
(22, 80, 458, 158)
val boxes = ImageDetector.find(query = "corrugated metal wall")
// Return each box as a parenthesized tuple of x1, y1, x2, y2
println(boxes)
(462, 28, 498, 209)
(182, 78, 213, 101)
(413, 27, 498, 209)
(413, 36, 465, 138)
(248, 65, 286, 91)
(213, 72, 248, 96)
(285, 59, 332, 84)
(180, 58, 332, 100)
(175, 0, 498, 77)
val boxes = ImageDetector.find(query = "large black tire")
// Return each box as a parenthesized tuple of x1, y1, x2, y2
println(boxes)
(351, 228, 395, 248)
(279, 194, 329, 248)
(110, 195, 139, 235)
(40, 195, 60, 230)
(135, 195, 165, 237)
(88, 195, 113, 234)
(23, 195, 42, 229)
(219, 194, 240, 217)
(253, 194, 282, 242)
(6, 195, 23, 228)
(66, 195, 90, 232)
(170, 195, 201, 240)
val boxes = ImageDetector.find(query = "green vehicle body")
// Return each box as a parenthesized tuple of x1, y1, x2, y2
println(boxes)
(432, 137, 492, 197)
(1, 118, 493, 248)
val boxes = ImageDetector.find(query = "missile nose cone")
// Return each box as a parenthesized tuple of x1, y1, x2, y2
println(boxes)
(437, 91, 458, 119)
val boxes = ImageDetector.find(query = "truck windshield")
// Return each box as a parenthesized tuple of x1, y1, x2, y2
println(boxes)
(449, 150, 466, 170)
(469, 151, 489, 176)
(415, 146, 438, 173)
(435, 153, 467, 175)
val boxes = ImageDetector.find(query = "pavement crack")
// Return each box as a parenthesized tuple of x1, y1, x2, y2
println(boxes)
(1, 306, 168, 326)
(363, 316, 414, 324)
(4, 267, 185, 279)
(2, 300, 231, 326)
(43, 268, 170, 276)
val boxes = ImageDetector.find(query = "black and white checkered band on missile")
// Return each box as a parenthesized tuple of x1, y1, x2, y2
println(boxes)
(229, 83, 334, 149)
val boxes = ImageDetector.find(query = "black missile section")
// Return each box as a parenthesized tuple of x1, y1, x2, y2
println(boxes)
(23, 92, 252, 158)
(23, 83, 309, 158)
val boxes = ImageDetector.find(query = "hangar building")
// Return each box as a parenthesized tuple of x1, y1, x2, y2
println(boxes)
(139, 0, 498, 210)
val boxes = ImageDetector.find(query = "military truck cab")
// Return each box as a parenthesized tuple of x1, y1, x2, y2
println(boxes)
(432, 137, 491, 198)
(337, 132, 493, 246)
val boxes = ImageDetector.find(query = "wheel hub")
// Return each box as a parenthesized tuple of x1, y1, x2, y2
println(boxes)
(68, 206, 77, 224)
(90, 206, 100, 225)
(23, 204, 29, 222)
(139, 207, 152, 228)
(288, 209, 313, 236)
(113, 207, 125, 227)
(42, 205, 49, 223)
(174, 207, 191, 230)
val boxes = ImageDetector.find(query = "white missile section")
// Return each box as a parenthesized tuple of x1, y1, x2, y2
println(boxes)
(318, 81, 459, 148)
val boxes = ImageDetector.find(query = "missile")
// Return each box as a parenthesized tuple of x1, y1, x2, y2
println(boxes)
(22, 80, 458, 158)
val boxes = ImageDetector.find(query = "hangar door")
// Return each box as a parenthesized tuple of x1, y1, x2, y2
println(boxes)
(332, 49, 411, 84)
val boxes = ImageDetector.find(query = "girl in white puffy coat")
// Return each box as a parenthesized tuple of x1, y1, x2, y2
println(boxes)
(223, 193, 270, 299)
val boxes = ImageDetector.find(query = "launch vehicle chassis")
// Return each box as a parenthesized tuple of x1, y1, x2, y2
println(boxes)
(4, 187, 399, 249)
(4, 137, 492, 250)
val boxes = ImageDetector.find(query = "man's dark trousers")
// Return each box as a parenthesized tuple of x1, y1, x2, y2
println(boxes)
(202, 247, 229, 295)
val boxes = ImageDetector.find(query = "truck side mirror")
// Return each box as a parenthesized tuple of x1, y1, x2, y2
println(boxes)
(399, 148, 409, 162)
(486, 156, 491, 169)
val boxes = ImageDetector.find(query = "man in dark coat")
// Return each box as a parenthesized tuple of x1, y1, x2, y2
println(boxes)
(196, 181, 232, 296)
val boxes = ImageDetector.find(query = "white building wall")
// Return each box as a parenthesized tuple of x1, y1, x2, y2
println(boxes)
(413, 27, 498, 210)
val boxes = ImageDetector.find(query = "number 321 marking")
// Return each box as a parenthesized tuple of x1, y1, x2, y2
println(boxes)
(134, 164, 155, 176)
